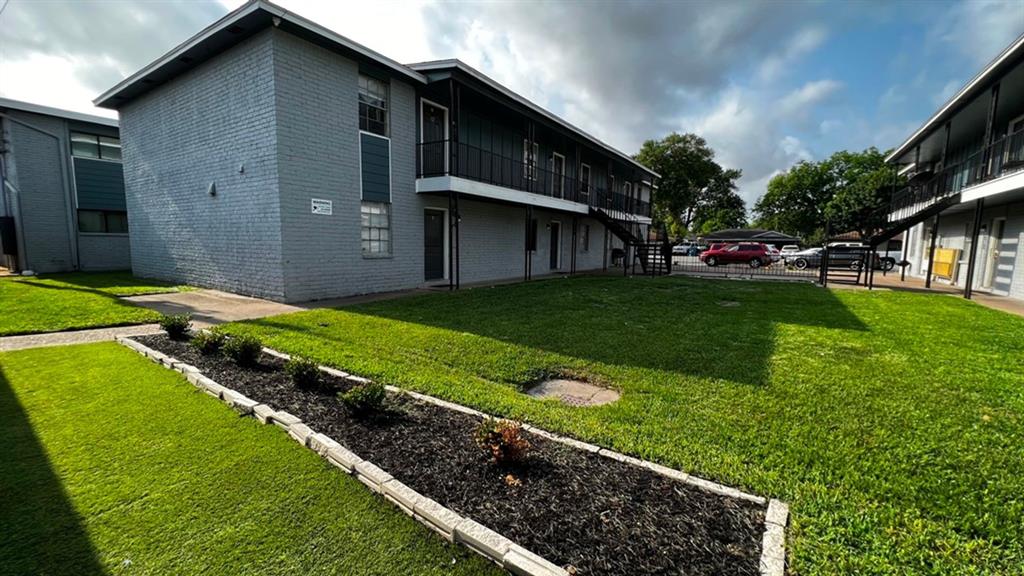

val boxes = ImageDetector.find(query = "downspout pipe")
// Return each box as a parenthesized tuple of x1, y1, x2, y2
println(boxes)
(0, 111, 79, 271)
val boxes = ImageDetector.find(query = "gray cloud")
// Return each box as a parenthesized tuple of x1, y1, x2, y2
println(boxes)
(1, 0, 226, 93)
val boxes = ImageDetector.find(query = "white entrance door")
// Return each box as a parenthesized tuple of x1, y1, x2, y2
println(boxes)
(981, 218, 1006, 290)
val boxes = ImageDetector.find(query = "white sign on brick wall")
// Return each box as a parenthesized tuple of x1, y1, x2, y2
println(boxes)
(311, 198, 332, 215)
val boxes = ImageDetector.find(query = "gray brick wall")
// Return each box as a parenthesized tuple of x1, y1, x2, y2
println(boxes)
(272, 31, 428, 301)
(120, 29, 285, 298)
(78, 234, 131, 271)
(3, 112, 75, 273)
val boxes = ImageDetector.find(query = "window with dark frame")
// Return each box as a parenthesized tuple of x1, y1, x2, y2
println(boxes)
(358, 75, 389, 137)
(580, 163, 591, 197)
(361, 201, 392, 255)
(78, 210, 128, 234)
(70, 132, 121, 161)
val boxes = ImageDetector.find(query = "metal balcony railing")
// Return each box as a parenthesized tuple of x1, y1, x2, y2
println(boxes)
(890, 125, 1024, 221)
(417, 139, 651, 218)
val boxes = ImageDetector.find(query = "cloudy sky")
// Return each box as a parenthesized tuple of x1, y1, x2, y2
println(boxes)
(1, 0, 1022, 207)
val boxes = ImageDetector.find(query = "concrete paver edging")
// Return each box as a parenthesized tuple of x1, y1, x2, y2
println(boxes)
(117, 336, 788, 576)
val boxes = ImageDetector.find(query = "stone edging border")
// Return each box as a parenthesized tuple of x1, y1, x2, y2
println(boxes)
(117, 336, 788, 576)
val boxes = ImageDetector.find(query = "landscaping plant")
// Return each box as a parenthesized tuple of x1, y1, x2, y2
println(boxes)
(474, 418, 530, 464)
(191, 330, 226, 355)
(222, 334, 262, 367)
(159, 313, 192, 340)
(339, 381, 386, 415)
(285, 356, 323, 390)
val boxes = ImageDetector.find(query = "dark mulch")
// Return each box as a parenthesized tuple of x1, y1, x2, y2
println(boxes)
(135, 334, 766, 575)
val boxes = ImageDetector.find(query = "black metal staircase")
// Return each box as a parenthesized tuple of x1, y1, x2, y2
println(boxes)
(589, 206, 671, 276)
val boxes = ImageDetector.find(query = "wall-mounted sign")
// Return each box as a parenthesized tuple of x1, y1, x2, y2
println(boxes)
(311, 198, 333, 215)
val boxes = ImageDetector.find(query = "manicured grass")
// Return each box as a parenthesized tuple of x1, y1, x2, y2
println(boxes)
(0, 343, 498, 576)
(0, 272, 184, 336)
(223, 276, 1024, 575)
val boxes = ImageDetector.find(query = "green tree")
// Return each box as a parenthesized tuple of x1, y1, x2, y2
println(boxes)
(754, 147, 900, 244)
(634, 133, 745, 238)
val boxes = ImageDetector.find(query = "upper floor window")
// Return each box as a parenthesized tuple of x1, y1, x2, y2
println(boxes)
(580, 163, 591, 196)
(523, 139, 538, 181)
(71, 132, 121, 161)
(359, 75, 389, 137)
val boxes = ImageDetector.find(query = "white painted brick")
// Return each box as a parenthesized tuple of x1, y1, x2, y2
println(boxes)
(766, 499, 789, 527)
(640, 460, 691, 483)
(319, 366, 351, 379)
(262, 347, 290, 360)
(760, 522, 786, 576)
(253, 404, 275, 424)
(308, 432, 341, 456)
(269, 410, 301, 430)
(597, 448, 645, 467)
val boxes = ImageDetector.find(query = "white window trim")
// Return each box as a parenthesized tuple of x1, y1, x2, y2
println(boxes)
(550, 220, 562, 269)
(551, 152, 565, 198)
(580, 163, 591, 198)
(419, 98, 450, 174)
(424, 207, 450, 280)
(358, 74, 390, 137)
(360, 200, 393, 258)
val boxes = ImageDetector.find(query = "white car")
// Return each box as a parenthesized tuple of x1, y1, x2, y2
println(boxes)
(780, 244, 800, 255)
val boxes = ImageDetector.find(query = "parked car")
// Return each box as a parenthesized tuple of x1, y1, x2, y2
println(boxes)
(785, 246, 887, 271)
(784, 247, 824, 270)
(780, 244, 800, 255)
(767, 245, 782, 262)
(672, 242, 702, 256)
(825, 242, 897, 271)
(699, 242, 774, 268)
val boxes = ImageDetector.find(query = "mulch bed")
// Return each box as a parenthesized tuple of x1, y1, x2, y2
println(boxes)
(135, 334, 765, 575)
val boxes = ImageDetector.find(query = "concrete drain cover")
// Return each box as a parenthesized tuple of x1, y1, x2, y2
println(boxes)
(526, 379, 620, 406)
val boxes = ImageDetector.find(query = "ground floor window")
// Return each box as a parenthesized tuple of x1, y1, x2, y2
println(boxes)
(78, 210, 128, 234)
(361, 201, 391, 255)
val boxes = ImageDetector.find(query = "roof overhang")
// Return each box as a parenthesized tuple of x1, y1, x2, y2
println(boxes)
(0, 97, 118, 127)
(885, 32, 1024, 164)
(94, 0, 426, 109)
(408, 59, 659, 179)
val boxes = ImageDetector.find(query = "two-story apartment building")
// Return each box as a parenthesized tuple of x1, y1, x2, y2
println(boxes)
(0, 98, 130, 273)
(877, 33, 1024, 302)
(93, 0, 658, 302)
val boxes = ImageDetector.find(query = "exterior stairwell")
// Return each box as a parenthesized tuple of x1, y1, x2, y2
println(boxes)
(588, 206, 671, 276)
(868, 192, 961, 247)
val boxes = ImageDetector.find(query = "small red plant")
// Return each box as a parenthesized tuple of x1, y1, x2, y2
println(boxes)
(474, 418, 530, 464)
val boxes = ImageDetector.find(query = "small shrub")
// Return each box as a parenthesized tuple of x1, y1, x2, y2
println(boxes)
(191, 330, 226, 355)
(159, 313, 192, 340)
(223, 334, 262, 367)
(286, 356, 322, 390)
(339, 381, 386, 415)
(474, 418, 530, 464)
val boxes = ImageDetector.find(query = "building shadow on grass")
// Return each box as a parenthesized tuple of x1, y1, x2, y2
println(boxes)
(0, 367, 107, 575)
(251, 276, 868, 387)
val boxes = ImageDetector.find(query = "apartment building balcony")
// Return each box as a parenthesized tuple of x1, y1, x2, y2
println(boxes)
(415, 139, 652, 221)
(888, 124, 1024, 223)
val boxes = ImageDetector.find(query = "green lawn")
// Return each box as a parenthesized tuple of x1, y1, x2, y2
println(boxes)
(0, 272, 183, 336)
(220, 276, 1024, 576)
(0, 343, 498, 576)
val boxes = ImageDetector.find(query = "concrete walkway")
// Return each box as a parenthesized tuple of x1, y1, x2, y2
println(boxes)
(829, 273, 1024, 318)
(124, 289, 302, 327)
(0, 324, 161, 352)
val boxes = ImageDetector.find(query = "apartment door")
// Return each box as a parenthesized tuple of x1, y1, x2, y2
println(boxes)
(981, 218, 1006, 290)
(551, 153, 565, 199)
(420, 100, 448, 175)
(424, 209, 446, 281)
(549, 222, 561, 270)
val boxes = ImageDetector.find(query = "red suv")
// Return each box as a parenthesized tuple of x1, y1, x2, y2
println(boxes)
(700, 242, 773, 268)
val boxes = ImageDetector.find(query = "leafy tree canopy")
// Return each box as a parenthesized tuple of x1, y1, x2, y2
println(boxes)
(753, 147, 901, 244)
(634, 133, 746, 239)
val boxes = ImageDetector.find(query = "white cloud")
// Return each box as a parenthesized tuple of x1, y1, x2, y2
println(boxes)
(933, 0, 1024, 67)
(758, 26, 828, 81)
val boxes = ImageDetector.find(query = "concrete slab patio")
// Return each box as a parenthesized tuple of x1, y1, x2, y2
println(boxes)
(124, 289, 303, 327)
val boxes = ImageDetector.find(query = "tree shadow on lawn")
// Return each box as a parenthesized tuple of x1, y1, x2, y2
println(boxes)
(0, 367, 107, 575)
(254, 276, 868, 387)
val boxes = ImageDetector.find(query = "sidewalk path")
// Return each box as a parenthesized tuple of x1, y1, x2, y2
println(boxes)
(0, 324, 161, 352)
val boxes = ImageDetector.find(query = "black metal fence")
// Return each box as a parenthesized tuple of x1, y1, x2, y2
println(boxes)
(670, 245, 895, 284)
(417, 140, 650, 218)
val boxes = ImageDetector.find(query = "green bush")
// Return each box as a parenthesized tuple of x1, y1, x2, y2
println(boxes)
(159, 314, 192, 340)
(191, 331, 226, 355)
(223, 334, 262, 367)
(339, 381, 386, 415)
(474, 418, 530, 464)
(285, 356, 322, 390)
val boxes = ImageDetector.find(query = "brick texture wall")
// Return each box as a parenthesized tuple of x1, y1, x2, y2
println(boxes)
(120, 30, 286, 298)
